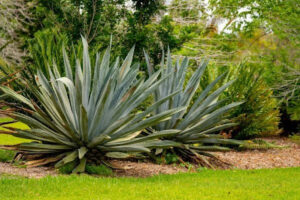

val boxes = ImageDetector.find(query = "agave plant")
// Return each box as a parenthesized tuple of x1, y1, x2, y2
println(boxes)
(0, 38, 183, 173)
(144, 50, 243, 166)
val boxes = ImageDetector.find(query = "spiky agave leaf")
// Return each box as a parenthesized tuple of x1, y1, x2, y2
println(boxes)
(144, 49, 243, 166)
(0, 38, 184, 173)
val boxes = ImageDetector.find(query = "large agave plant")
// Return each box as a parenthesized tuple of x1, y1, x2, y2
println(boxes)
(144, 50, 243, 166)
(0, 38, 183, 173)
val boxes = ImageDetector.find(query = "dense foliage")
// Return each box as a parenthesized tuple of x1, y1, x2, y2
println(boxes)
(169, 0, 299, 134)
(221, 65, 280, 139)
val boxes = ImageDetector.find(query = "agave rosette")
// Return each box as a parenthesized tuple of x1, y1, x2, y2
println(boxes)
(0, 38, 184, 172)
(144, 50, 243, 164)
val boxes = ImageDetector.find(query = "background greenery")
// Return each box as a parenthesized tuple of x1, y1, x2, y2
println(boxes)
(0, 0, 299, 138)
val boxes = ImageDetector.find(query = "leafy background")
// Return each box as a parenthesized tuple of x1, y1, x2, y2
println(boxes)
(0, 0, 299, 138)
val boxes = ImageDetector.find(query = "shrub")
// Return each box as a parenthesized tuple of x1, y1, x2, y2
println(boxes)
(222, 64, 281, 139)
(0, 38, 183, 173)
(197, 63, 281, 139)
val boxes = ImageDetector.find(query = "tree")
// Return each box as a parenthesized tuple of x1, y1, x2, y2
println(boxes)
(30, 0, 127, 47)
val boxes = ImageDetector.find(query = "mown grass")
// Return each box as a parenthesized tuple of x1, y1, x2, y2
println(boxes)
(0, 168, 299, 200)
(0, 117, 31, 162)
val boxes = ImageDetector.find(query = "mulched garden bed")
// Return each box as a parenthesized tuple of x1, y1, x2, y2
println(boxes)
(0, 137, 299, 178)
(213, 137, 300, 169)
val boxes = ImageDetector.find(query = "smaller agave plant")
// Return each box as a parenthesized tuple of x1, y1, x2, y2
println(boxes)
(144, 50, 243, 167)
(0, 38, 183, 173)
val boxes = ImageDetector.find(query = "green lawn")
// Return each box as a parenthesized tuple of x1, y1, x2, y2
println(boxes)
(0, 117, 31, 145)
(0, 117, 32, 161)
(0, 168, 299, 200)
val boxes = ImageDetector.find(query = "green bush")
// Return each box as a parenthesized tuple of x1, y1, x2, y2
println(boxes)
(197, 63, 280, 139)
(224, 65, 281, 139)
(214, 64, 280, 139)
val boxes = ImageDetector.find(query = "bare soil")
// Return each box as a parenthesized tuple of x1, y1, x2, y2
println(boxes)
(0, 137, 299, 178)
(111, 160, 187, 177)
(0, 162, 56, 178)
